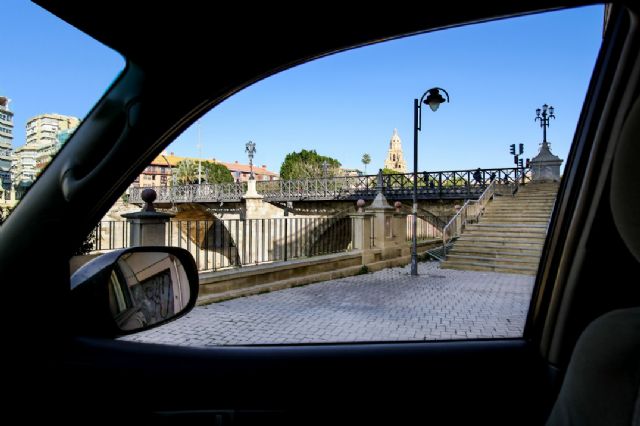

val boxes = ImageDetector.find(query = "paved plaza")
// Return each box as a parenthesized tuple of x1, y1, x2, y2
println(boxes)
(122, 261, 535, 346)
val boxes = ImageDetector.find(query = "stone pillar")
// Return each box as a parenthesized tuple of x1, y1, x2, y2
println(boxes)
(367, 191, 396, 249)
(530, 141, 563, 182)
(392, 202, 409, 256)
(121, 188, 174, 246)
(350, 212, 374, 250)
(243, 179, 265, 220)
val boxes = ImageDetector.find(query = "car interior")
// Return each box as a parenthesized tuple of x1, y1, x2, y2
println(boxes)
(1, 1, 638, 424)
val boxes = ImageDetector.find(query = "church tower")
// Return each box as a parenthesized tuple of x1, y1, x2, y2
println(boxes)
(383, 129, 407, 173)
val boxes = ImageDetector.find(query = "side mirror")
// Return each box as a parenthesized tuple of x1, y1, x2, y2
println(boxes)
(70, 247, 199, 337)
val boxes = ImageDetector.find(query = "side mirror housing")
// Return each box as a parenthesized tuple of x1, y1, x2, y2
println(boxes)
(70, 246, 199, 337)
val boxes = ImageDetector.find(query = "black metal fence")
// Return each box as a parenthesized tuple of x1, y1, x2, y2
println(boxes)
(91, 221, 130, 251)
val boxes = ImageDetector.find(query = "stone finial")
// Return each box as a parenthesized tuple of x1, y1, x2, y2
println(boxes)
(356, 199, 366, 213)
(394, 201, 402, 213)
(141, 188, 157, 212)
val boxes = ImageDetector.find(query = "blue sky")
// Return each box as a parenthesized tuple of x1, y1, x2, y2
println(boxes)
(4, 2, 603, 175)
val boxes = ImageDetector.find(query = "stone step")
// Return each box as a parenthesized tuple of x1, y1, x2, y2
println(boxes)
(478, 222, 549, 228)
(490, 202, 555, 207)
(515, 193, 557, 197)
(457, 235, 546, 245)
(482, 214, 551, 219)
(470, 223, 547, 229)
(453, 240, 542, 254)
(463, 233, 546, 242)
(495, 204, 555, 209)
(519, 187, 559, 191)
(467, 223, 547, 231)
(483, 212, 552, 217)
(446, 254, 540, 266)
(454, 239, 544, 249)
(488, 205, 554, 210)
(461, 230, 547, 240)
(447, 246, 542, 257)
(485, 210, 553, 216)
(440, 261, 537, 275)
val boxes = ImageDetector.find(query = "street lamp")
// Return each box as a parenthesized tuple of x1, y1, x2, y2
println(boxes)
(411, 87, 449, 276)
(245, 140, 256, 180)
(535, 104, 555, 144)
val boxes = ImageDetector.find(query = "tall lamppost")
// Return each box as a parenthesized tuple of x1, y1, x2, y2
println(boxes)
(411, 87, 449, 276)
(197, 121, 202, 184)
(245, 140, 256, 180)
(535, 104, 555, 144)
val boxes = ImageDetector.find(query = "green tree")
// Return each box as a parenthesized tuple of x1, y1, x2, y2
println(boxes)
(361, 153, 371, 174)
(382, 168, 399, 175)
(175, 160, 199, 184)
(202, 162, 233, 184)
(279, 149, 341, 180)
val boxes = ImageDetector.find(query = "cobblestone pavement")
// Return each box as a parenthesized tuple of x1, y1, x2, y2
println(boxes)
(122, 261, 535, 346)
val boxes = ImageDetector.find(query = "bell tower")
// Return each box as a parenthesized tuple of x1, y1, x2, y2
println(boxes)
(383, 129, 407, 173)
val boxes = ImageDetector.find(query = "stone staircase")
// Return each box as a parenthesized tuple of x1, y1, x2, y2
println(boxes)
(441, 182, 559, 275)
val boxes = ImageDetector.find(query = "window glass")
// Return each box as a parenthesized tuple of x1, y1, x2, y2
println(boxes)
(0, 0, 124, 218)
(105, 6, 601, 345)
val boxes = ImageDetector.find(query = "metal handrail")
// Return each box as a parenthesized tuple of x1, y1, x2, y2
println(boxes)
(442, 178, 497, 258)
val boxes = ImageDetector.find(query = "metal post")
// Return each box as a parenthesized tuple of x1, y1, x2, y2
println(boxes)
(411, 98, 419, 276)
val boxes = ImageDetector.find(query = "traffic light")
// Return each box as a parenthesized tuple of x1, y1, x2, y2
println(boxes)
(509, 144, 516, 155)
(519, 143, 524, 155)
(525, 158, 530, 168)
(514, 155, 519, 165)
(518, 158, 524, 168)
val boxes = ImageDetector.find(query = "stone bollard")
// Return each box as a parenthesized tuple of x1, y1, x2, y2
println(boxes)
(121, 188, 174, 246)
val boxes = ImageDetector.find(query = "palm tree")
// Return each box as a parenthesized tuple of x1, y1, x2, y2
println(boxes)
(176, 160, 199, 184)
(361, 153, 371, 174)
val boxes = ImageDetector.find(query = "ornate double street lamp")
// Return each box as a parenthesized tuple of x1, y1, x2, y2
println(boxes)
(245, 140, 257, 180)
(411, 87, 449, 276)
(535, 104, 555, 143)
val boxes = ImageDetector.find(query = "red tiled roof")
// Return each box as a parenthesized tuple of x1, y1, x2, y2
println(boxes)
(149, 154, 279, 176)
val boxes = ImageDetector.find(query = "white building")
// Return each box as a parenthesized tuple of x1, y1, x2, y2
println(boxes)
(12, 113, 80, 191)
(0, 96, 13, 196)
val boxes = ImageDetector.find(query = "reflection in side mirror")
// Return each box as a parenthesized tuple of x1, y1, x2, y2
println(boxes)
(109, 253, 191, 331)
(70, 247, 199, 337)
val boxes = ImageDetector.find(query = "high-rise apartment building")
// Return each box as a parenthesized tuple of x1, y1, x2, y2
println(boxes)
(12, 113, 80, 190)
(0, 97, 13, 194)
(25, 113, 80, 166)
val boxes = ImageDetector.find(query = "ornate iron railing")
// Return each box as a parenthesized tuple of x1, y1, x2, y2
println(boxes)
(129, 168, 529, 204)
(129, 182, 247, 204)
(256, 175, 379, 201)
